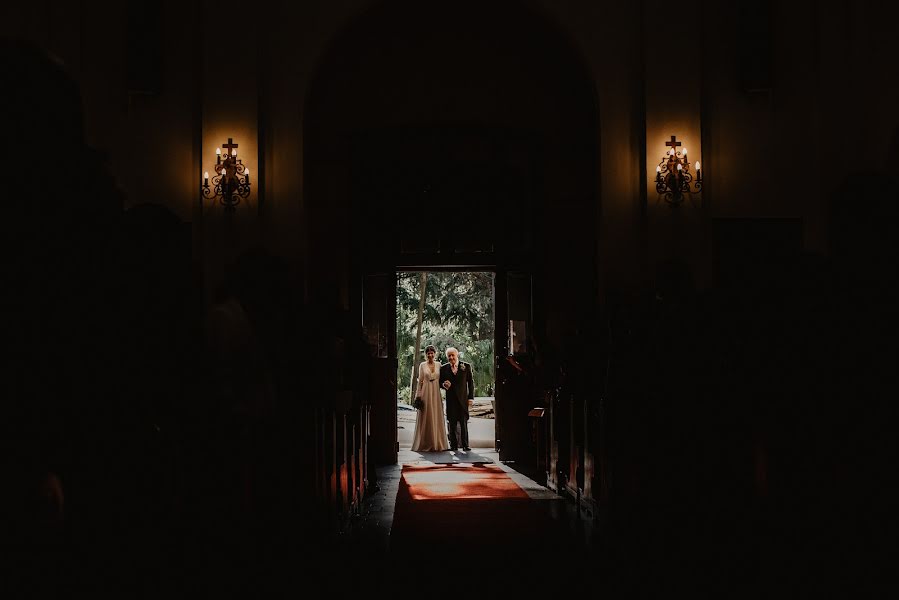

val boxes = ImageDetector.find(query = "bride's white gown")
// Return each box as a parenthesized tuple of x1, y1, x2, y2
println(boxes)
(411, 360, 450, 452)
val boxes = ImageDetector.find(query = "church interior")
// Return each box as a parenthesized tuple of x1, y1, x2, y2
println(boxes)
(3, 0, 897, 593)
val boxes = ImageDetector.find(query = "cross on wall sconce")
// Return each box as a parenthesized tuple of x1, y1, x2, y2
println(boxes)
(201, 137, 250, 211)
(655, 135, 702, 206)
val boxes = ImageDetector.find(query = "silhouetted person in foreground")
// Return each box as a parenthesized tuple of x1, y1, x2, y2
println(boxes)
(1, 39, 123, 594)
(190, 246, 312, 588)
(120, 202, 198, 589)
(824, 124, 899, 578)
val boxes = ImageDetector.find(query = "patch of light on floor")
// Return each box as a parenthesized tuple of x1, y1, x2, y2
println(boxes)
(403, 466, 524, 500)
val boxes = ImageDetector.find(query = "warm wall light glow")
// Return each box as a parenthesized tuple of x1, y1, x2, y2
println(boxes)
(655, 135, 702, 205)
(202, 137, 251, 211)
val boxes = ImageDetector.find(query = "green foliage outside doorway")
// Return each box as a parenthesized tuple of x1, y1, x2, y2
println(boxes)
(396, 271, 495, 403)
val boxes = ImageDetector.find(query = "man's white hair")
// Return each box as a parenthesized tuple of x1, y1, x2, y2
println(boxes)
(445, 346, 459, 358)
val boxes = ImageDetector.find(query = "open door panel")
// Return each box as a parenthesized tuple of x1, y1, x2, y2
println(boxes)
(363, 272, 398, 465)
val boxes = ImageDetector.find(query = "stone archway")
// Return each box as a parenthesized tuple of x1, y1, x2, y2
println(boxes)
(303, 0, 599, 312)
(302, 0, 600, 483)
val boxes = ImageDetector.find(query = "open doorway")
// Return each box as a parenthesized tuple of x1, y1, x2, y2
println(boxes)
(396, 271, 496, 451)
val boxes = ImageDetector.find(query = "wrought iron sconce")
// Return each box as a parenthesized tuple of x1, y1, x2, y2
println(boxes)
(655, 135, 702, 206)
(202, 137, 250, 211)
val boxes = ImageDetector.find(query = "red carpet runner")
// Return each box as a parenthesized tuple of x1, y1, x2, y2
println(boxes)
(390, 464, 556, 553)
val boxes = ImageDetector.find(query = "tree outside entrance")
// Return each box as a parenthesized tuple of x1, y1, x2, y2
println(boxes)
(396, 271, 495, 407)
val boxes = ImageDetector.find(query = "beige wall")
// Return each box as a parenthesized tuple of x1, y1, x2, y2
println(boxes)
(543, 0, 646, 294)
(6, 0, 897, 301)
(3, 1, 199, 223)
(644, 0, 705, 287)
(702, 0, 899, 252)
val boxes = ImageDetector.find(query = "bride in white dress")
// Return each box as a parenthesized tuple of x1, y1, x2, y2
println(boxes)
(411, 345, 450, 452)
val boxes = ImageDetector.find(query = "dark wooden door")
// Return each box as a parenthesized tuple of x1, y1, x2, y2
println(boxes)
(363, 272, 398, 465)
(494, 270, 536, 467)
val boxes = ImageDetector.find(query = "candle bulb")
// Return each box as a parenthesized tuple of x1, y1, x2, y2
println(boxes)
(231, 149, 237, 157)
(683, 147, 688, 156)
(244, 167, 250, 183)
(204, 171, 209, 185)
(216, 148, 221, 164)
(655, 165, 661, 181)
(677, 163, 683, 171)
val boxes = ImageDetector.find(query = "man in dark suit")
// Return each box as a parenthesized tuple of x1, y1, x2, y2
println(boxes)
(440, 347, 474, 451)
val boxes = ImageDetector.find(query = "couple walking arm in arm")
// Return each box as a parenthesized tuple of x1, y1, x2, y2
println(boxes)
(411, 346, 474, 452)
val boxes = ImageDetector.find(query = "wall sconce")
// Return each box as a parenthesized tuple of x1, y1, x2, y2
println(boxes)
(201, 137, 250, 211)
(655, 135, 702, 206)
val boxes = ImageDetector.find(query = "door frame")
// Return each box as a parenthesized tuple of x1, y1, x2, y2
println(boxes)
(393, 264, 499, 455)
